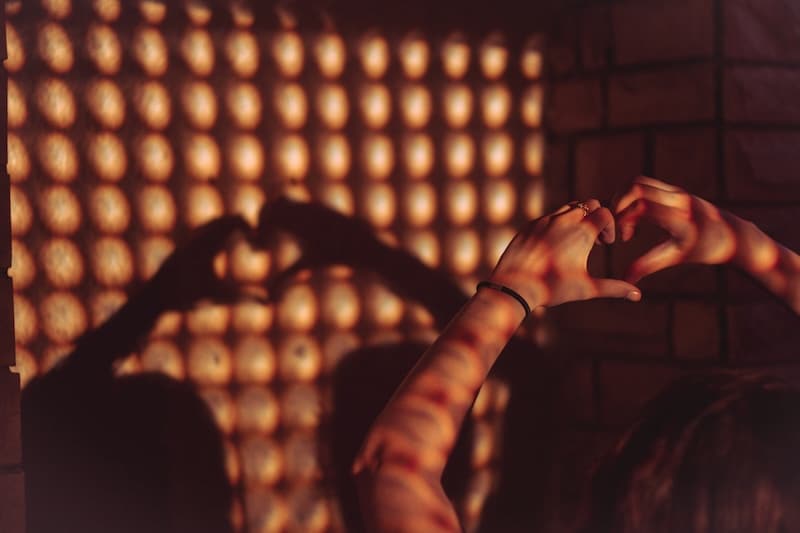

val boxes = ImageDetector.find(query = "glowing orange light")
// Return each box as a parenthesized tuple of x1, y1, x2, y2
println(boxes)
(444, 228, 481, 275)
(187, 304, 231, 335)
(401, 133, 434, 179)
(133, 80, 171, 130)
(441, 33, 471, 79)
(11, 345, 37, 389)
(403, 229, 440, 268)
(442, 83, 474, 129)
(234, 336, 277, 384)
(359, 83, 392, 129)
(521, 84, 544, 128)
(136, 236, 174, 280)
(399, 33, 430, 79)
(362, 280, 404, 328)
(319, 280, 360, 330)
(361, 133, 395, 180)
(185, 0, 213, 25)
(39, 185, 82, 235)
(232, 301, 273, 334)
(227, 183, 266, 225)
(280, 383, 321, 429)
(401, 182, 437, 227)
(230, 239, 270, 283)
(483, 179, 517, 224)
(359, 33, 390, 79)
(274, 134, 310, 180)
(236, 387, 280, 434)
(523, 132, 545, 176)
(13, 294, 38, 345)
(86, 23, 122, 75)
(40, 291, 88, 344)
(184, 183, 224, 228)
(86, 78, 126, 130)
(287, 487, 330, 532)
(480, 34, 508, 80)
(444, 132, 476, 179)
(360, 183, 397, 228)
(240, 436, 284, 485)
(522, 179, 545, 220)
(181, 80, 218, 130)
(87, 132, 128, 182)
(89, 185, 132, 234)
(245, 490, 288, 532)
(10, 186, 33, 237)
(10, 239, 35, 291)
(5, 23, 25, 73)
(444, 180, 479, 226)
(226, 82, 263, 129)
(482, 131, 513, 177)
(200, 387, 236, 434)
(91, 237, 135, 287)
(184, 134, 221, 180)
(277, 284, 318, 332)
(93, 0, 121, 22)
(227, 134, 265, 181)
(132, 26, 169, 76)
(8, 134, 31, 182)
(138, 0, 167, 24)
(314, 32, 346, 79)
(135, 133, 174, 182)
(481, 84, 512, 128)
(224, 30, 260, 78)
(189, 337, 234, 385)
(314, 183, 355, 216)
(36, 78, 76, 129)
(7, 79, 26, 128)
(181, 27, 215, 76)
(316, 83, 349, 130)
(141, 339, 185, 380)
(89, 290, 127, 328)
(521, 36, 544, 79)
(274, 83, 308, 130)
(38, 22, 74, 73)
(272, 31, 304, 78)
(400, 84, 432, 128)
(137, 185, 177, 233)
(317, 133, 351, 180)
(42, 0, 72, 19)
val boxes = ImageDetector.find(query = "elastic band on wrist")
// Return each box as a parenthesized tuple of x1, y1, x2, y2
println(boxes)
(476, 280, 531, 319)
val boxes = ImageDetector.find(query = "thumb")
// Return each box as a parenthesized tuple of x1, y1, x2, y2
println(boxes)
(594, 278, 642, 302)
(625, 240, 684, 284)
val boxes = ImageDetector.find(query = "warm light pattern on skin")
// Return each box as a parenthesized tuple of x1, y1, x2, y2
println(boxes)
(8, 8, 543, 530)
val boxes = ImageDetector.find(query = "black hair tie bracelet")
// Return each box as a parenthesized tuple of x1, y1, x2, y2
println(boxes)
(476, 280, 531, 319)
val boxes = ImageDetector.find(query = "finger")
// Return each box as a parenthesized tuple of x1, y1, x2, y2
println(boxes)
(594, 278, 642, 302)
(625, 240, 685, 283)
(192, 215, 251, 251)
(616, 199, 690, 241)
(552, 199, 601, 225)
(263, 257, 311, 301)
(615, 181, 689, 216)
(632, 175, 684, 192)
(583, 206, 615, 244)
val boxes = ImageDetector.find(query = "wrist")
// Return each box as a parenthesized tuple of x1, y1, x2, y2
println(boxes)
(474, 281, 531, 326)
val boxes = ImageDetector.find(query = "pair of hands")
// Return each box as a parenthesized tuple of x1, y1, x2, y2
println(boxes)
(489, 176, 740, 310)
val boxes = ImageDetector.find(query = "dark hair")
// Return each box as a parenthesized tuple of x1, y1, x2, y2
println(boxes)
(577, 371, 800, 533)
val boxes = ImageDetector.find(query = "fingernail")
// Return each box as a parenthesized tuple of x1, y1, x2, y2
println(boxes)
(626, 290, 642, 302)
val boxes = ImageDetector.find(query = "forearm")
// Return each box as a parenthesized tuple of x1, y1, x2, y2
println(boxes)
(64, 281, 167, 376)
(730, 214, 800, 314)
(354, 288, 526, 531)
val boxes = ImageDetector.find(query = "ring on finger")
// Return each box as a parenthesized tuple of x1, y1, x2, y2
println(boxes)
(574, 201, 591, 217)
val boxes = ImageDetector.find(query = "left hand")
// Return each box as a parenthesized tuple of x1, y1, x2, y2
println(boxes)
(149, 215, 254, 310)
(489, 199, 642, 309)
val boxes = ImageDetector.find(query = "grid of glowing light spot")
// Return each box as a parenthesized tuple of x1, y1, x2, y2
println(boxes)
(6, 1, 546, 532)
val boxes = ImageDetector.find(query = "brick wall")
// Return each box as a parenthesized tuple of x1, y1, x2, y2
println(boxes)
(1, 13, 26, 533)
(540, 0, 800, 520)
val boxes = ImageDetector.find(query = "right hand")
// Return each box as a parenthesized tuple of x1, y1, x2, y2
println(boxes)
(489, 199, 642, 309)
(612, 176, 739, 283)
